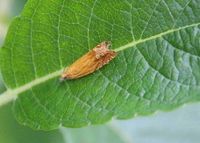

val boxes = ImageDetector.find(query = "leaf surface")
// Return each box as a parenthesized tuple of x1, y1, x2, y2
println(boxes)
(0, 0, 200, 130)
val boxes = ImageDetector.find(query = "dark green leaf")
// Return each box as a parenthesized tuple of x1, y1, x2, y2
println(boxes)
(0, 0, 200, 130)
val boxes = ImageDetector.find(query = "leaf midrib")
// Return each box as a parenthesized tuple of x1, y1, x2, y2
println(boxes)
(115, 22, 200, 52)
(0, 22, 200, 106)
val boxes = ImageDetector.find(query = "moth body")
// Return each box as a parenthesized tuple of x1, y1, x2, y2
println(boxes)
(61, 41, 116, 80)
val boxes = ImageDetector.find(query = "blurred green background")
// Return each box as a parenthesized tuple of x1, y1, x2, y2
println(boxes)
(0, 0, 200, 143)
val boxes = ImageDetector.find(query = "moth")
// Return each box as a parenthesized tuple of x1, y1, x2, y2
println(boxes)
(60, 41, 117, 80)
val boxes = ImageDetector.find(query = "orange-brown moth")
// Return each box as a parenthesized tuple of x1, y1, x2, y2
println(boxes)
(60, 41, 117, 80)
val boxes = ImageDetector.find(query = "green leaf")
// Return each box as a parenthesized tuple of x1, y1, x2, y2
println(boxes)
(0, 0, 200, 130)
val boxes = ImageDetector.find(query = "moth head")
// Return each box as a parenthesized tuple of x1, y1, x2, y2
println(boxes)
(93, 41, 114, 59)
(96, 41, 112, 49)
